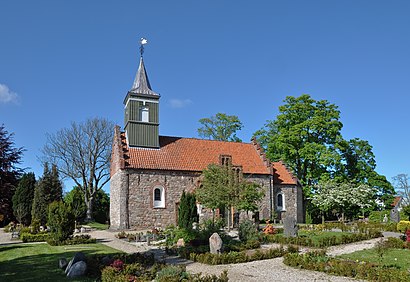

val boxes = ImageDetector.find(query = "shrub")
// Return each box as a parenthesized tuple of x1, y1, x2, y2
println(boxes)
(397, 220, 410, 232)
(20, 232, 50, 242)
(156, 265, 188, 282)
(47, 201, 75, 243)
(238, 219, 259, 242)
(47, 234, 96, 246)
(283, 251, 410, 281)
(189, 246, 288, 265)
(177, 191, 198, 230)
(384, 237, 405, 249)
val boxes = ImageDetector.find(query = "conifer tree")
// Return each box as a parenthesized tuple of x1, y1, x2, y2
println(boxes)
(12, 172, 36, 226)
(178, 191, 198, 229)
(32, 163, 63, 225)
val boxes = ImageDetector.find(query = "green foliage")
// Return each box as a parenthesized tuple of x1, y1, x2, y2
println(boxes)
(64, 186, 86, 222)
(47, 201, 75, 243)
(284, 251, 410, 281)
(254, 95, 395, 221)
(93, 189, 110, 223)
(264, 230, 382, 248)
(47, 234, 96, 246)
(20, 232, 50, 243)
(402, 205, 410, 220)
(32, 163, 63, 225)
(238, 219, 259, 242)
(198, 112, 243, 142)
(369, 210, 390, 222)
(178, 191, 198, 229)
(156, 265, 189, 282)
(189, 246, 288, 265)
(12, 172, 36, 226)
(0, 125, 24, 226)
(237, 181, 264, 214)
(397, 220, 410, 233)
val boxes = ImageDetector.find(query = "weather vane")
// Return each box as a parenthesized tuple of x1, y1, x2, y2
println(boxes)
(140, 37, 148, 56)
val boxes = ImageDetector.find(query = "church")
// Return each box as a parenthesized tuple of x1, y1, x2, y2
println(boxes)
(109, 44, 304, 230)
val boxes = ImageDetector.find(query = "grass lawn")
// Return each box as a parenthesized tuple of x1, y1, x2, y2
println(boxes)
(338, 248, 410, 270)
(86, 222, 109, 230)
(0, 242, 121, 282)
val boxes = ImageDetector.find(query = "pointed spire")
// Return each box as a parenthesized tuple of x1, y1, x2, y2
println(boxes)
(130, 39, 158, 96)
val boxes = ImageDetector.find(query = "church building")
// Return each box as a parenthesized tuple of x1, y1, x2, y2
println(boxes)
(109, 44, 304, 230)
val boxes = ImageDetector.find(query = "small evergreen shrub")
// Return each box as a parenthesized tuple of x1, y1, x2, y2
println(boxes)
(238, 219, 259, 242)
(47, 201, 75, 243)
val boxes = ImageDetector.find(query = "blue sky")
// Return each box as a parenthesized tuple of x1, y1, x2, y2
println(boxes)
(1, 1, 409, 192)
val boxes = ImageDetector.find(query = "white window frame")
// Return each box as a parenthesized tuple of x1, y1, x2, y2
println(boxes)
(153, 186, 165, 208)
(140, 106, 149, 122)
(276, 193, 286, 211)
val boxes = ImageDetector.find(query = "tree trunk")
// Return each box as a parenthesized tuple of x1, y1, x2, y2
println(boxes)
(321, 213, 325, 224)
(85, 196, 94, 222)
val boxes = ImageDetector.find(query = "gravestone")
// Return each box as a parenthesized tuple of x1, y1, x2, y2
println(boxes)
(67, 261, 87, 278)
(283, 217, 298, 238)
(65, 252, 86, 274)
(209, 232, 223, 254)
(383, 214, 388, 223)
(390, 208, 400, 223)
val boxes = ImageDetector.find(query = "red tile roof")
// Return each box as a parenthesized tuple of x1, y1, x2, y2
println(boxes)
(272, 161, 298, 185)
(122, 134, 271, 174)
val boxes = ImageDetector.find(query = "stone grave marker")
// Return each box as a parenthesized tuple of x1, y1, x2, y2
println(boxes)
(283, 217, 298, 238)
(209, 232, 223, 254)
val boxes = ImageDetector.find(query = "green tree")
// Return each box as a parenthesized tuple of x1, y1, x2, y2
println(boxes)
(178, 191, 198, 229)
(196, 164, 263, 229)
(254, 94, 343, 186)
(0, 125, 24, 226)
(48, 201, 75, 243)
(198, 113, 243, 142)
(31, 163, 63, 225)
(12, 172, 36, 226)
(93, 189, 110, 223)
(64, 186, 87, 222)
(237, 181, 264, 216)
(41, 118, 114, 222)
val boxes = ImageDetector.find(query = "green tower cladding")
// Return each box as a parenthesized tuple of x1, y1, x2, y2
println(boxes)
(124, 41, 160, 148)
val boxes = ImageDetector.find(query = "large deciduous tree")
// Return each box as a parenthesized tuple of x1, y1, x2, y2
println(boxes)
(12, 172, 36, 226)
(254, 94, 394, 218)
(0, 124, 24, 226)
(41, 118, 114, 221)
(198, 113, 243, 142)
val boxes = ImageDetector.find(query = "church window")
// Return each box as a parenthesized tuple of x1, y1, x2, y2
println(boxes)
(220, 155, 232, 166)
(140, 106, 149, 122)
(153, 186, 165, 208)
(277, 193, 285, 211)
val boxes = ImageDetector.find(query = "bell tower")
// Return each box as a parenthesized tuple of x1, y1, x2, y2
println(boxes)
(124, 38, 160, 148)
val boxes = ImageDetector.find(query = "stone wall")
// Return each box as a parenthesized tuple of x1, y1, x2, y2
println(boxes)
(273, 184, 304, 223)
(127, 170, 200, 229)
(110, 168, 303, 229)
(110, 169, 129, 230)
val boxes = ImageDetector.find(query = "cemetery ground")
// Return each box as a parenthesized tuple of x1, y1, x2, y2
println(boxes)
(2, 223, 410, 281)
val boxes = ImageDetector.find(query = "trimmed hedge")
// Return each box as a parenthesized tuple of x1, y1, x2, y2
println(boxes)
(20, 232, 50, 243)
(283, 251, 410, 282)
(263, 230, 382, 248)
(189, 246, 297, 265)
(47, 234, 96, 246)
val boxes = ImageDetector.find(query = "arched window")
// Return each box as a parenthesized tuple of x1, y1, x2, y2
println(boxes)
(153, 186, 165, 208)
(277, 193, 285, 211)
